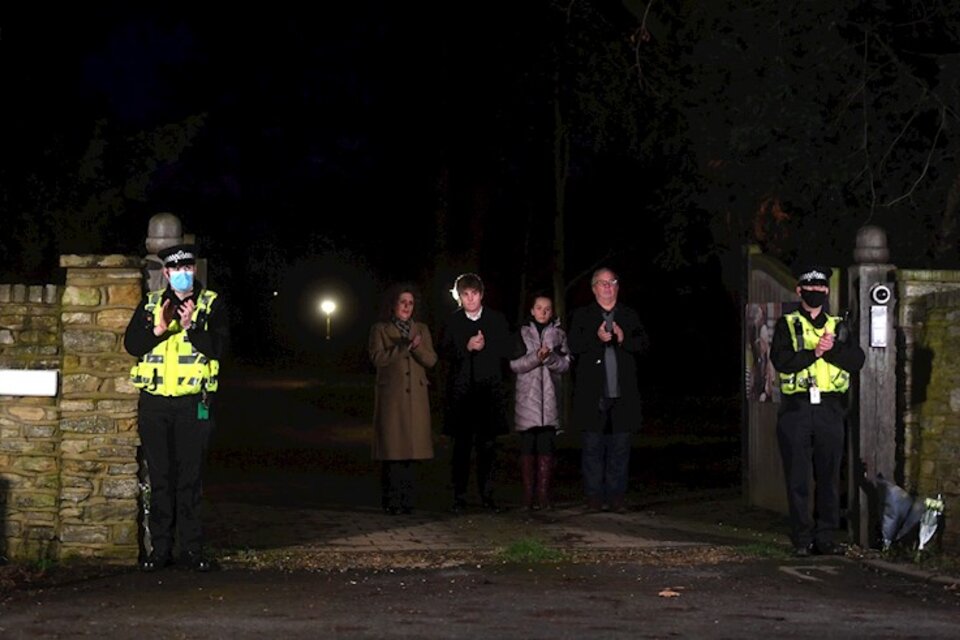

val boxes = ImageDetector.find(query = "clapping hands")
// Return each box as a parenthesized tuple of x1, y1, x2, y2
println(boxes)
(467, 330, 485, 352)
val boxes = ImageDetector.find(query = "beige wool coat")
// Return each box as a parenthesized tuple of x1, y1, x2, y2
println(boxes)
(368, 321, 437, 460)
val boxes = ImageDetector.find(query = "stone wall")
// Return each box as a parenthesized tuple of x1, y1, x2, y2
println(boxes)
(0, 256, 142, 562)
(898, 271, 960, 551)
(0, 284, 62, 562)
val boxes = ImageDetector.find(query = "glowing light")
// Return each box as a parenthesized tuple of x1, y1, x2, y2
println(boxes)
(319, 298, 337, 340)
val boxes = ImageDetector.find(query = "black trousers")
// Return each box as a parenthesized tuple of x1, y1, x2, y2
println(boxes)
(138, 394, 214, 558)
(776, 399, 845, 548)
(381, 460, 417, 510)
(451, 431, 497, 503)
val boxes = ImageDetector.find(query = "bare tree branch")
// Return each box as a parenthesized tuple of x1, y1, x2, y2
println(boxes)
(632, 1, 654, 92)
(882, 106, 946, 207)
(833, 60, 896, 130)
(877, 92, 927, 176)
(872, 34, 960, 122)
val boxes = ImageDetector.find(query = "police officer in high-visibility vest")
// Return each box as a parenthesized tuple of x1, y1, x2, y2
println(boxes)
(771, 266, 864, 557)
(124, 244, 228, 572)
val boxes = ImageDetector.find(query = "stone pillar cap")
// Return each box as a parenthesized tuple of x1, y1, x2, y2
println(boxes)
(145, 213, 183, 256)
(854, 225, 890, 264)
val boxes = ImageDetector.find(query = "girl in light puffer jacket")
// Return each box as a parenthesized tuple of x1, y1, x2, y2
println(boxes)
(509, 293, 571, 510)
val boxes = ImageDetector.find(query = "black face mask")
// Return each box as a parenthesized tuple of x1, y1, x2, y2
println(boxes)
(800, 289, 827, 309)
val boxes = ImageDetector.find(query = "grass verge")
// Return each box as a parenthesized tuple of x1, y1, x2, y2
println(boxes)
(497, 538, 567, 563)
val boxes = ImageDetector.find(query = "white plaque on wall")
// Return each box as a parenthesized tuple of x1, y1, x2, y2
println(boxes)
(0, 370, 59, 397)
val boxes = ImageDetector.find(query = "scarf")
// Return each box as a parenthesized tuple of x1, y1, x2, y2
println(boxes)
(393, 318, 412, 339)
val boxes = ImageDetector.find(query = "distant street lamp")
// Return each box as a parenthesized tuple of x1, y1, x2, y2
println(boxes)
(320, 299, 337, 340)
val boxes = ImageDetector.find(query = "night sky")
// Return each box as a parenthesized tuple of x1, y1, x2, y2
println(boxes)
(2, 5, 739, 385)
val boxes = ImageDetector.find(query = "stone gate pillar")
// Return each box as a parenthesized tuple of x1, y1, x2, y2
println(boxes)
(848, 226, 897, 549)
(58, 255, 142, 560)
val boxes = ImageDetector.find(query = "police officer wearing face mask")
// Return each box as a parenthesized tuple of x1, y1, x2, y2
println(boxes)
(770, 266, 864, 557)
(124, 244, 229, 572)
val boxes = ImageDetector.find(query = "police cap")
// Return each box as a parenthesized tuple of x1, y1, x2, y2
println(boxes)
(157, 244, 197, 268)
(795, 265, 832, 287)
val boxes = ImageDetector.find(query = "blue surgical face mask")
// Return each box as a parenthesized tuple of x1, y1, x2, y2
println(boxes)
(169, 270, 194, 293)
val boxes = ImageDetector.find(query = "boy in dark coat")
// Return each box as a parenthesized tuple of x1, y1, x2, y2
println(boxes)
(440, 273, 512, 512)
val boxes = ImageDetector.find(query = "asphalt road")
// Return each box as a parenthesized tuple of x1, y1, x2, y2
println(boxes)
(1, 555, 958, 639)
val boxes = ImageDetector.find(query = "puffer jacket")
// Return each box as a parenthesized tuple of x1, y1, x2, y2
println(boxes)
(509, 319, 572, 431)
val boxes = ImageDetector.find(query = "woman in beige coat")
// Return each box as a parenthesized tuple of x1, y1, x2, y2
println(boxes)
(368, 283, 437, 514)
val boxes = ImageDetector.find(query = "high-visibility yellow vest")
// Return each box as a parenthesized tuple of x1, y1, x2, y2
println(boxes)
(778, 311, 850, 395)
(130, 289, 220, 396)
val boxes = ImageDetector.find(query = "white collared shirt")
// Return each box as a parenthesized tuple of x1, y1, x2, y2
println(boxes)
(465, 307, 484, 321)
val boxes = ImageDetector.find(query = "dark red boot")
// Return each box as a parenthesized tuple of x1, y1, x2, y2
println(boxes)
(521, 455, 536, 510)
(536, 454, 554, 510)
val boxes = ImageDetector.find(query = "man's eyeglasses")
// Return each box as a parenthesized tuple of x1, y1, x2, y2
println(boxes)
(594, 279, 618, 288)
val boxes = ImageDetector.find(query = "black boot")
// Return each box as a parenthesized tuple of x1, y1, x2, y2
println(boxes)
(399, 460, 415, 514)
(139, 549, 172, 573)
(181, 550, 218, 572)
(382, 461, 401, 514)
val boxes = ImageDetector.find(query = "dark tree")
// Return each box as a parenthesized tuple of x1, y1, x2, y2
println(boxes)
(672, 0, 960, 269)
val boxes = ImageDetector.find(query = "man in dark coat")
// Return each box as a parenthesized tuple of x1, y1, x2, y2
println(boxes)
(568, 267, 648, 513)
(440, 273, 512, 512)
